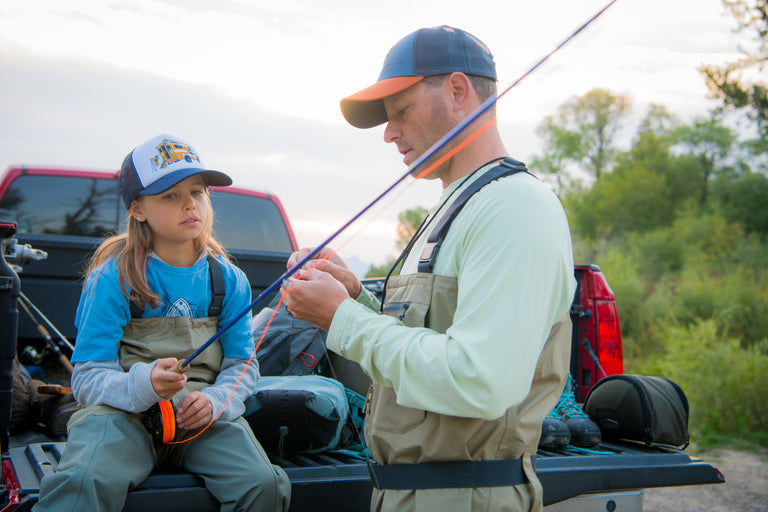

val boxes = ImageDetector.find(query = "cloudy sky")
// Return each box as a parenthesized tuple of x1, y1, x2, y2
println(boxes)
(0, 0, 746, 273)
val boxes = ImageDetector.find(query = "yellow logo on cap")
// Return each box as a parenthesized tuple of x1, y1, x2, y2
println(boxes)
(151, 139, 201, 170)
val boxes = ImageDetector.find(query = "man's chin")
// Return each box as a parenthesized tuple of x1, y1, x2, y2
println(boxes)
(409, 166, 441, 180)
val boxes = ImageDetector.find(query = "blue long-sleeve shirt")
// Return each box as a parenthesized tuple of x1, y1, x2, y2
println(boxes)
(71, 252, 258, 420)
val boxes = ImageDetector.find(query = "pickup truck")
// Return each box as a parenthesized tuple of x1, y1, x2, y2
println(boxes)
(0, 165, 724, 511)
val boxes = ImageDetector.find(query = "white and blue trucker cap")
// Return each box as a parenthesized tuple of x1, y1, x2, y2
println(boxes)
(120, 134, 232, 207)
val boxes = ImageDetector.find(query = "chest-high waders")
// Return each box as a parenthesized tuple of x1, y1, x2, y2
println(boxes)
(364, 159, 573, 512)
(125, 254, 225, 449)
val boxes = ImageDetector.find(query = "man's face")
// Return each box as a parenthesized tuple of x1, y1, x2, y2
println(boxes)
(382, 79, 455, 179)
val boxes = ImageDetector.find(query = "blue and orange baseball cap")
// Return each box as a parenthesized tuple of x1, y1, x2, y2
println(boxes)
(340, 26, 497, 129)
(120, 134, 232, 207)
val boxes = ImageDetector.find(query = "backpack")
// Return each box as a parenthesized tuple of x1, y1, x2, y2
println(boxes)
(249, 299, 368, 456)
(243, 375, 350, 456)
(253, 302, 327, 376)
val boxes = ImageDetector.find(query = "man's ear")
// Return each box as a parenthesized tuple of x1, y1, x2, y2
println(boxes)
(128, 200, 146, 222)
(446, 72, 472, 112)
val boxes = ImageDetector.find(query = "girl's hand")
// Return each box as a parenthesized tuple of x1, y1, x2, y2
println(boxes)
(176, 391, 213, 430)
(150, 358, 187, 399)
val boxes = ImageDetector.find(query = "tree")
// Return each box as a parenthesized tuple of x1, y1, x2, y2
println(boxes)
(531, 116, 584, 196)
(532, 88, 631, 184)
(699, 0, 768, 149)
(671, 114, 736, 205)
(566, 105, 700, 242)
(714, 169, 768, 233)
(395, 206, 428, 250)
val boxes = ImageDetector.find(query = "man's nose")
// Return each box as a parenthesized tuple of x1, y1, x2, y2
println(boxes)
(383, 121, 400, 144)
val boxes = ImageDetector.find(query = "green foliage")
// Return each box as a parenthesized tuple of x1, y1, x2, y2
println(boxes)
(632, 320, 768, 438)
(366, 206, 427, 278)
(567, 165, 673, 240)
(531, 88, 632, 182)
(396, 206, 428, 250)
(570, 183, 768, 438)
(713, 170, 768, 234)
(537, 4, 768, 442)
(366, 257, 397, 279)
(585, 206, 768, 355)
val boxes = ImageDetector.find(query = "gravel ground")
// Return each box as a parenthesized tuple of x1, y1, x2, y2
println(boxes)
(643, 448, 768, 512)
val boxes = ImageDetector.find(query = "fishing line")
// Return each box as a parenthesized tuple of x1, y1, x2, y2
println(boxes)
(163, 0, 621, 444)
(178, 0, 621, 369)
(171, 203, 401, 444)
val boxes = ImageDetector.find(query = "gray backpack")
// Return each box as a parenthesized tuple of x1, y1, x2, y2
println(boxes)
(253, 303, 327, 376)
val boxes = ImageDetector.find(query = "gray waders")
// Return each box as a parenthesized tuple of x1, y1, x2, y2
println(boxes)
(34, 256, 290, 511)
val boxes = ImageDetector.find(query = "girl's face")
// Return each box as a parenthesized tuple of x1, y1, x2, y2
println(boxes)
(129, 175, 210, 260)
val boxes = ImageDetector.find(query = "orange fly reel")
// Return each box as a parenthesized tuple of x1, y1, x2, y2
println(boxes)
(142, 400, 176, 446)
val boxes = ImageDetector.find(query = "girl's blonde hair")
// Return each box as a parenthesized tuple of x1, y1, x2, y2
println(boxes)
(83, 189, 229, 311)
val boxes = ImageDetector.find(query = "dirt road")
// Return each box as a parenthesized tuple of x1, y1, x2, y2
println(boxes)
(643, 448, 768, 512)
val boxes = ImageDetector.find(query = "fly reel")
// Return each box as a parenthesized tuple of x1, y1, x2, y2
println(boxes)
(142, 400, 176, 446)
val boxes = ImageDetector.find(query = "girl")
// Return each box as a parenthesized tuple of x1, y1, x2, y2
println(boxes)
(33, 134, 291, 512)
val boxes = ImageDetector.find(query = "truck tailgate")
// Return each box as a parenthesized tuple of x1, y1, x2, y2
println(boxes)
(4, 440, 724, 511)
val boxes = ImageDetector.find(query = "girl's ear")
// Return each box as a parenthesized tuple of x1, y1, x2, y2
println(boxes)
(128, 200, 146, 223)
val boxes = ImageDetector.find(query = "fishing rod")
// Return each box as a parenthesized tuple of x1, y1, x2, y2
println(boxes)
(180, 0, 620, 369)
(19, 291, 75, 353)
(17, 298, 74, 374)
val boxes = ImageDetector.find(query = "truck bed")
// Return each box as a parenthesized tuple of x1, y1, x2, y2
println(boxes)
(3, 435, 724, 511)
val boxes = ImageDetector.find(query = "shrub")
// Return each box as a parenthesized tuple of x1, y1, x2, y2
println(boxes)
(633, 320, 768, 438)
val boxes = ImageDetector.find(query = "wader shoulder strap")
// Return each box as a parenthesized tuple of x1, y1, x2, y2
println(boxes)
(417, 158, 531, 274)
(206, 254, 225, 318)
(129, 254, 226, 318)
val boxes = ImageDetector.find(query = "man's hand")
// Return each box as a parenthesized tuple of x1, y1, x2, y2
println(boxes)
(176, 391, 213, 430)
(287, 247, 362, 298)
(150, 358, 187, 399)
(282, 268, 350, 331)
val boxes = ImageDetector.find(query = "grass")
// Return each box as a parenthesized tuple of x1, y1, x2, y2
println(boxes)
(690, 430, 768, 454)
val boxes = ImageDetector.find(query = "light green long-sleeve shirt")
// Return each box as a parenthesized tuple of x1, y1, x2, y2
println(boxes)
(328, 165, 576, 421)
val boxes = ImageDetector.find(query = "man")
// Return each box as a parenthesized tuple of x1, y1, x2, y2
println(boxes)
(283, 26, 576, 511)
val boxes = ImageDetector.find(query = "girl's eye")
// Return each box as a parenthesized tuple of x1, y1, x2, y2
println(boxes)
(163, 193, 176, 200)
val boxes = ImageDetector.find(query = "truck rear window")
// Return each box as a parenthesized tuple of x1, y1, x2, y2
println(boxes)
(0, 175, 121, 238)
(209, 190, 292, 252)
(0, 174, 292, 253)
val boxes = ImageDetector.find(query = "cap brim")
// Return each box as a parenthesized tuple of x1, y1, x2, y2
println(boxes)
(340, 76, 424, 128)
(140, 169, 233, 196)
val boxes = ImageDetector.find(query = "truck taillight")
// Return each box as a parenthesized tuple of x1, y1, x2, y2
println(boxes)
(573, 265, 625, 401)
(1, 456, 22, 510)
(595, 301, 623, 376)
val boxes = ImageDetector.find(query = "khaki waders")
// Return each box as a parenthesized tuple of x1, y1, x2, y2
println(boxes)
(366, 273, 571, 512)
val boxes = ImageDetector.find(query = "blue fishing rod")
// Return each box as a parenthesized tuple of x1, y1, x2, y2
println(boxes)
(180, 0, 620, 369)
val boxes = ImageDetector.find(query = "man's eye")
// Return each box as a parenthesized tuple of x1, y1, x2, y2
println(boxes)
(398, 106, 408, 117)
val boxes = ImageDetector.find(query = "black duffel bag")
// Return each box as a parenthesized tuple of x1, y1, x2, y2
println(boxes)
(584, 374, 689, 449)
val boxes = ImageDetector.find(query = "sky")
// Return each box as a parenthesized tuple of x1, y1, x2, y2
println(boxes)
(0, 0, 747, 275)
